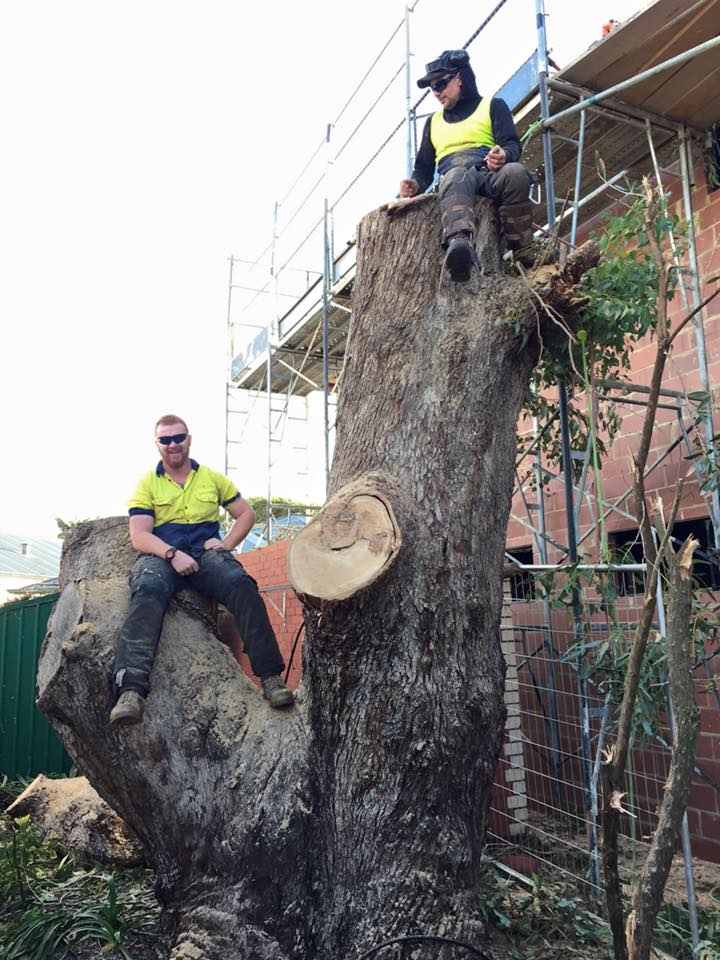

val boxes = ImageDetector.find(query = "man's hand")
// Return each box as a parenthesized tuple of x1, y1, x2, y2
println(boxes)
(399, 178, 419, 198)
(203, 538, 225, 551)
(485, 146, 507, 172)
(171, 549, 199, 576)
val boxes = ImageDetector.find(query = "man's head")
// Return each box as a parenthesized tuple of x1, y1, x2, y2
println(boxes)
(430, 71, 462, 109)
(417, 49, 474, 111)
(154, 414, 191, 471)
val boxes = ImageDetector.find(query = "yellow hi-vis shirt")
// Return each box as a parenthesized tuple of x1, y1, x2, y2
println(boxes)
(430, 97, 495, 164)
(128, 459, 241, 558)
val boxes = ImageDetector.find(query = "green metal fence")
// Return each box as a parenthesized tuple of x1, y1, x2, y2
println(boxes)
(0, 593, 73, 780)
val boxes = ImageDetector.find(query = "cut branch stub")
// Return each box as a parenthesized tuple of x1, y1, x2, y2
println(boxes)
(288, 482, 401, 603)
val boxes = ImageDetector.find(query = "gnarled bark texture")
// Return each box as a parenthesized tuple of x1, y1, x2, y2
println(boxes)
(37, 196, 598, 960)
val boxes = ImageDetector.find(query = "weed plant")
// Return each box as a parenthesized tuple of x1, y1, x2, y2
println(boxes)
(478, 861, 608, 958)
(0, 809, 159, 960)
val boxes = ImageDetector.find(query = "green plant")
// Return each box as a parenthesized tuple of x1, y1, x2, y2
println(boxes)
(0, 813, 158, 960)
(246, 495, 318, 524)
(55, 517, 101, 539)
(0, 776, 30, 810)
(517, 189, 685, 484)
(654, 892, 720, 960)
(2, 873, 157, 960)
(477, 860, 607, 957)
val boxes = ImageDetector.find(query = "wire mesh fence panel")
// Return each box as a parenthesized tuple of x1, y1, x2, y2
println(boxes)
(489, 569, 720, 950)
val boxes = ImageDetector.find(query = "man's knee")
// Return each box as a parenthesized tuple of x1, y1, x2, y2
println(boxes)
(495, 163, 532, 203)
(129, 556, 176, 601)
(439, 165, 475, 199)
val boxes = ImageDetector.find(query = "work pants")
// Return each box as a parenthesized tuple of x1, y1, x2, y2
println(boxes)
(438, 150, 532, 244)
(113, 549, 284, 697)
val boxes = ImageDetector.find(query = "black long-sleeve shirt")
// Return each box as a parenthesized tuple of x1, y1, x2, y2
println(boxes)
(411, 95, 522, 194)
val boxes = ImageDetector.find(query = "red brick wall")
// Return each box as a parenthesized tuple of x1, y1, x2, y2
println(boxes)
(507, 161, 720, 862)
(508, 160, 720, 557)
(220, 541, 304, 691)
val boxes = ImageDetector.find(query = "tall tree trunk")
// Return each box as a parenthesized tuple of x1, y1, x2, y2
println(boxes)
(37, 197, 598, 959)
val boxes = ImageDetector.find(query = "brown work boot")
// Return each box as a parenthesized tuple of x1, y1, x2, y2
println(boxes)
(110, 690, 145, 727)
(444, 233, 476, 282)
(261, 675, 295, 709)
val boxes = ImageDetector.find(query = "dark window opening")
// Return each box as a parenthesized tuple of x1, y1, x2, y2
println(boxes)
(611, 529, 645, 596)
(611, 517, 720, 595)
(508, 547, 535, 600)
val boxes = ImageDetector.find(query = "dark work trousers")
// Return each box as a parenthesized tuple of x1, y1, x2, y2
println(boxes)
(112, 549, 285, 698)
(437, 150, 532, 245)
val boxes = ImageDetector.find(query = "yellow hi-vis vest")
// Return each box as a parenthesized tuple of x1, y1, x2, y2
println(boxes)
(430, 98, 495, 164)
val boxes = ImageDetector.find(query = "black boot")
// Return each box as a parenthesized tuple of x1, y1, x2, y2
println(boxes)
(444, 233, 476, 282)
(439, 166, 477, 282)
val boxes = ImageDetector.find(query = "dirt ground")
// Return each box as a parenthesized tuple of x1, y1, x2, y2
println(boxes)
(641, 849, 720, 913)
(490, 940, 610, 960)
(514, 810, 720, 913)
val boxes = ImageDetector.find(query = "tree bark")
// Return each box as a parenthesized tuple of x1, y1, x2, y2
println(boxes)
(626, 538, 700, 960)
(37, 196, 599, 960)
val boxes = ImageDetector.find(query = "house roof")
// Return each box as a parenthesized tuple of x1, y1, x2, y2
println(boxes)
(559, 0, 720, 131)
(0, 533, 62, 578)
(512, 0, 720, 238)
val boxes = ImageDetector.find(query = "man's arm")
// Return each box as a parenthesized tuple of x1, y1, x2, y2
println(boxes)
(203, 497, 256, 552)
(129, 515, 198, 575)
(400, 117, 435, 197)
(489, 98, 522, 165)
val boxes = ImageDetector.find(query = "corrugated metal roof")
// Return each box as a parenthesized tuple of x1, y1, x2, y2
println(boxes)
(7, 577, 60, 597)
(0, 533, 62, 577)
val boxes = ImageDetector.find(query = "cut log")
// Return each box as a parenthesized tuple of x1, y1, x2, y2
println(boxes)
(37, 194, 600, 960)
(288, 474, 401, 603)
(6, 773, 145, 866)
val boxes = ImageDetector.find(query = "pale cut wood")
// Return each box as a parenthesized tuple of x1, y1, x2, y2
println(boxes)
(288, 479, 400, 602)
(7, 774, 145, 867)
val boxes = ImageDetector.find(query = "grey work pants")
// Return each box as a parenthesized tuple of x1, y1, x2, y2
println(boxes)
(438, 153, 532, 244)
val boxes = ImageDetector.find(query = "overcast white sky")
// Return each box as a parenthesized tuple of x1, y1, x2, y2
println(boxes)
(1, 0, 645, 539)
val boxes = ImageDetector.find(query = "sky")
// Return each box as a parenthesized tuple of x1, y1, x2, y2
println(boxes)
(1, 0, 647, 540)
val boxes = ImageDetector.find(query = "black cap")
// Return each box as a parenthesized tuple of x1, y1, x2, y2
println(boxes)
(417, 49, 470, 88)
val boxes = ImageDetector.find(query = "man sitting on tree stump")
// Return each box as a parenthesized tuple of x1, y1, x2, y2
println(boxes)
(109, 414, 294, 726)
(399, 48, 545, 281)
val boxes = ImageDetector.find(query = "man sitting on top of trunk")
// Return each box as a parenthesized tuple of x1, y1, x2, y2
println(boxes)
(109, 414, 294, 727)
(399, 49, 544, 282)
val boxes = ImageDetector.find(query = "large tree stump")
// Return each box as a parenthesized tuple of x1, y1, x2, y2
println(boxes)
(38, 195, 598, 960)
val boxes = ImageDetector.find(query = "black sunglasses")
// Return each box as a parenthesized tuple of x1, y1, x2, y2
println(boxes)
(157, 433, 188, 445)
(430, 73, 458, 94)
